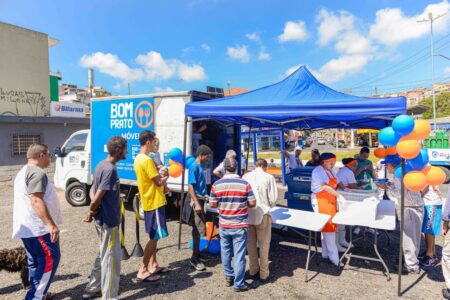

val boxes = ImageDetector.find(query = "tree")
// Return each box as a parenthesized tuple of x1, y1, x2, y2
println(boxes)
(421, 92, 450, 119)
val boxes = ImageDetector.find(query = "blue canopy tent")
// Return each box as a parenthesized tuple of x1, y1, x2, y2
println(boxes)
(178, 66, 407, 293)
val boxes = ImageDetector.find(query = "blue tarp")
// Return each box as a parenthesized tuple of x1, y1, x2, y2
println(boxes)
(185, 66, 406, 129)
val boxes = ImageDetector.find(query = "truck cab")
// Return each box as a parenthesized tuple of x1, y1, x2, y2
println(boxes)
(54, 129, 91, 206)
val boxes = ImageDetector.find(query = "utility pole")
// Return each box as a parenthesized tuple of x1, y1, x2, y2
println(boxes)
(418, 12, 446, 128)
(127, 83, 131, 95)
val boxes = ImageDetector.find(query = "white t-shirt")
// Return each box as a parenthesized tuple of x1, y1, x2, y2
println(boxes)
(311, 166, 339, 208)
(288, 154, 303, 170)
(12, 165, 62, 239)
(423, 186, 443, 206)
(336, 167, 357, 188)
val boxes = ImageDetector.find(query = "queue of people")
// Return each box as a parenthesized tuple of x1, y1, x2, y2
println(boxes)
(10, 138, 450, 299)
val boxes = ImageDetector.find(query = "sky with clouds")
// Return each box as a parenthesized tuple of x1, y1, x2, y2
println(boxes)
(1, 0, 450, 96)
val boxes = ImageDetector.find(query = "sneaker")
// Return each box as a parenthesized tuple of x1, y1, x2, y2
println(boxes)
(225, 276, 234, 287)
(233, 283, 250, 292)
(82, 289, 101, 299)
(443, 288, 450, 299)
(198, 253, 211, 262)
(418, 250, 427, 259)
(421, 256, 440, 268)
(190, 257, 206, 271)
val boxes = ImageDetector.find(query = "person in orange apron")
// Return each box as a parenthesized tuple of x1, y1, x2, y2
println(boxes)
(311, 153, 344, 267)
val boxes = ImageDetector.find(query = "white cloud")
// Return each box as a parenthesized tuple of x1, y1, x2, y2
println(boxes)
(285, 65, 301, 77)
(182, 47, 192, 56)
(316, 9, 355, 46)
(278, 20, 309, 43)
(370, 0, 450, 46)
(136, 51, 206, 82)
(80, 52, 144, 83)
(201, 43, 211, 53)
(246, 32, 261, 44)
(227, 45, 250, 63)
(335, 31, 375, 55)
(154, 86, 175, 93)
(313, 55, 371, 83)
(258, 48, 271, 61)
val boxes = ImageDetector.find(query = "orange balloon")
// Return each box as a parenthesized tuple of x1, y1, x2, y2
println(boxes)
(385, 146, 397, 155)
(169, 163, 183, 178)
(374, 148, 386, 158)
(421, 165, 432, 175)
(396, 139, 420, 159)
(169, 159, 175, 166)
(402, 120, 431, 140)
(426, 166, 446, 186)
(403, 171, 428, 192)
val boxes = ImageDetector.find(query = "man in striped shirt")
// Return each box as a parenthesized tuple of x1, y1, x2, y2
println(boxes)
(209, 157, 256, 292)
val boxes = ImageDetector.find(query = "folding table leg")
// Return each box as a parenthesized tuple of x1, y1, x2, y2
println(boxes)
(340, 225, 353, 269)
(373, 229, 391, 281)
(305, 230, 312, 282)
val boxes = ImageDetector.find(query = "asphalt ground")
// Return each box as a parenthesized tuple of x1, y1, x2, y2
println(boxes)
(0, 183, 449, 300)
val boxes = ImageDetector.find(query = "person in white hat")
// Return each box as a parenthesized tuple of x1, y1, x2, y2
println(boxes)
(283, 146, 303, 173)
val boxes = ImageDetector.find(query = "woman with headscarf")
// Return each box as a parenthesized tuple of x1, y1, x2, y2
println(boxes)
(310, 153, 345, 266)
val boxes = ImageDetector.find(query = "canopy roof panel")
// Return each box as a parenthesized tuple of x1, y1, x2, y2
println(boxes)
(186, 66, 406, 129)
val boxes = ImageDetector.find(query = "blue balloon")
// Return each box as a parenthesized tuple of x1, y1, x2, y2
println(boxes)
(379, 127, 401, 147)
(394, 164, 413, 178)
(407, 149, 429, 170)
(169, 147, 183, 163)
(392, 115, 415, 136)
(185, 156, 196, 169)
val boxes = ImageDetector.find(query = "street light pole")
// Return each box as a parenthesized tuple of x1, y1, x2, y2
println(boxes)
(226, 80, 231, 96)
(418, 12, 446, 128)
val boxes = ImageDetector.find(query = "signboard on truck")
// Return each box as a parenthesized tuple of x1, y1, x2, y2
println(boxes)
(91, 97, 154, 181)
(428, 149, 450, 165)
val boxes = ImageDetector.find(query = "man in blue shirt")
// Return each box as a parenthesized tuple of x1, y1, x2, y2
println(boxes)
(183, 145, 212, 271)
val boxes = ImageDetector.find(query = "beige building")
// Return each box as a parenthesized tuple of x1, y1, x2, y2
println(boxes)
(0, 22, 59, 117)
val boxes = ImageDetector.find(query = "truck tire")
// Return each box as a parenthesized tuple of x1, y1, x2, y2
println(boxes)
(65, 182, 88, 206)
(440, 166, 450, 184)
(132, 194, 145, 221)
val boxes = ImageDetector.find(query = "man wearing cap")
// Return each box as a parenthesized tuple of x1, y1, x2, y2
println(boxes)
(335, 158, 360, 251)
(380, 155, 424, 274)
(311, 153, 345, 267)
(209, 157, 256, 292)
(283, 146, 303, 173)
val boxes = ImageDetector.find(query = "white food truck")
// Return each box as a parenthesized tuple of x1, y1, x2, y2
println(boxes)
(54, 91, 239, 212)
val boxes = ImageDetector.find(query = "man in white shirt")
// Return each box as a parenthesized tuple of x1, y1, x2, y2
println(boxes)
(243, 159, 278, 282)
(13, 143, 62, 300)
(213, 149, 237, 178)
(284, 146, 303, 173)
(381, 155, 424, 274)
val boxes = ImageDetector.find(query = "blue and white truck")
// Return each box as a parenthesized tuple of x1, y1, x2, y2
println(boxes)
(54, 91, 238, 209)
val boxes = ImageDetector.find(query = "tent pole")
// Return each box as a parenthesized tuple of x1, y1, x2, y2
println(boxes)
(245, 125, 252, 172)
(178, 116, 188, 250)
(397, 158, 406, 296)
(280, 128, 286, 186)
(236, 125, 242, 175)
(252, 132, 258, 165)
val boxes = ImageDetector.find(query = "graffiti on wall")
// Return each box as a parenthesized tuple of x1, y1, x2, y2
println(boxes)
(0, 88, 50, 117)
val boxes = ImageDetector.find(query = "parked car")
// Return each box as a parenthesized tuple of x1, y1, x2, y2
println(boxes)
(318, 139, 326, 145)
(338, 140, 346, 148)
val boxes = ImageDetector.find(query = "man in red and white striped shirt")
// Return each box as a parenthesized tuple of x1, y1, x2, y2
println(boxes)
(209, 157, 256, 292)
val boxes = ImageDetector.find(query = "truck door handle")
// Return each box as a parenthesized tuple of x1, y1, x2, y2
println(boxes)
(81, 160, 86, 168)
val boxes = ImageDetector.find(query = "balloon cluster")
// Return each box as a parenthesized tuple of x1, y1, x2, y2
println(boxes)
(167, 147, 196, 178)
(375, 115, 446, 192)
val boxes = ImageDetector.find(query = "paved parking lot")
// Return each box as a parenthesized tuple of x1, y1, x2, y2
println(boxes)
(0, 183, 448, 299)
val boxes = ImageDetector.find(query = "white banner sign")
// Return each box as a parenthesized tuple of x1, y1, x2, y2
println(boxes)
(428, 149, 450, 163)
(51, 102, 86, 118)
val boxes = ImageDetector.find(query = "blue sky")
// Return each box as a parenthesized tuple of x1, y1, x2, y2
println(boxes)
(1, 0, 450, 96)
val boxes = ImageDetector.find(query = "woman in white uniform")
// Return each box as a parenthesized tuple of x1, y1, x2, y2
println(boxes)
(311, 153, 345, 267)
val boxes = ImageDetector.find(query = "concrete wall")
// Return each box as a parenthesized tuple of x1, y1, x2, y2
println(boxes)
(0, 22, 51, 117)
(0, 117, 89, 167)
(0, 163, 55, 185)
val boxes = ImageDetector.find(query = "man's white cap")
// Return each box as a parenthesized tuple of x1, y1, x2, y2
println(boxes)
(295, 146, 303, 151)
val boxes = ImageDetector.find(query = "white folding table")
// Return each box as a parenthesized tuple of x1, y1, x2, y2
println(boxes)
(270, 207, 331, 282)
(332, 200, 396, 280)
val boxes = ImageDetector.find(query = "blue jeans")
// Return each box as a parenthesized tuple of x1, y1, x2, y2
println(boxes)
(220, 227, 248, 289)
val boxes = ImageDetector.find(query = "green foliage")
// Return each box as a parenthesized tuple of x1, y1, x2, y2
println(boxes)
(421, 92, 450, 119)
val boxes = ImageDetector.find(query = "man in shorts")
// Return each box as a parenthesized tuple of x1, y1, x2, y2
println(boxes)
(134, 130, 169, 282)
(184, 144, 212, 271)
(420, 186, 443, 267)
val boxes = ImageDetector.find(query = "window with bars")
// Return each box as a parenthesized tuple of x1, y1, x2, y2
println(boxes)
(12, 134, 41, 155)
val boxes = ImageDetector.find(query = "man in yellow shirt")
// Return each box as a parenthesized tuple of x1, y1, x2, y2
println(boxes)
(134, 130, 168, 282)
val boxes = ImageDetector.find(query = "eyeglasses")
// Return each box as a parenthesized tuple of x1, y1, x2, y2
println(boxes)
(42, 152, 53, 158)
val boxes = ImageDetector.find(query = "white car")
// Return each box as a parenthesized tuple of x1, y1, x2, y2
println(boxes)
(317, 139, 326, 145)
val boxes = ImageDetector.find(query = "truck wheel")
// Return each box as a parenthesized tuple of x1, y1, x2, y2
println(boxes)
(132, 194, 145, 221)
(440, 167, 450, 184)
(65, 182, 88, 206)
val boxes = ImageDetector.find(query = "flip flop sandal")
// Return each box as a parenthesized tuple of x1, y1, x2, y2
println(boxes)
(135, 273, 161, 283)
(152, 267, 169, 275)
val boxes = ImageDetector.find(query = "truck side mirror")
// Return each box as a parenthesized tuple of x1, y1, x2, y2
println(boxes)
(54, 147, 65, 157)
